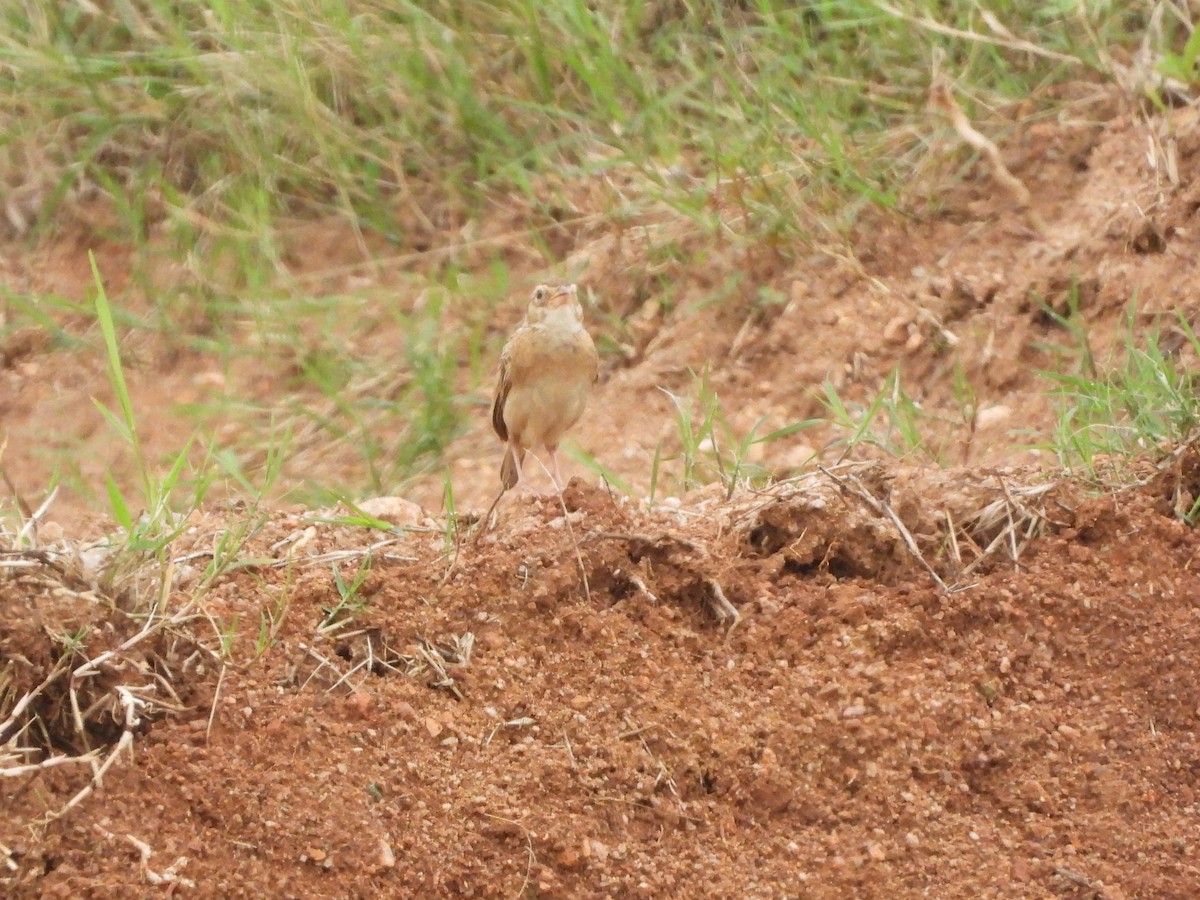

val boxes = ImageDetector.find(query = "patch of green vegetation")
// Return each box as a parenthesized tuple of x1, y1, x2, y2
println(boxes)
(319, 555, 375, 636)
(87, 259, 288, 598)
(1043, 307, 1200, 486)
(1155, 8, 1200, 89)
(0, 1, 1167, 506)
(2, 1, 1141, 258)
(653, 370, 821, 499)
(819, 369, 975, 465)
(91, 253, 198, 588)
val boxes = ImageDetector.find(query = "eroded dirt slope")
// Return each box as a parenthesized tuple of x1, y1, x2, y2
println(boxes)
(5, 468, 1200, 897)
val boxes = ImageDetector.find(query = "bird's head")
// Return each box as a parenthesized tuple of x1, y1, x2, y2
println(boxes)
(526, 283, 581, 324)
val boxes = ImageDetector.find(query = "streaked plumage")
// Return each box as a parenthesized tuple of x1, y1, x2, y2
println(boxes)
(491, 283, 599, 491)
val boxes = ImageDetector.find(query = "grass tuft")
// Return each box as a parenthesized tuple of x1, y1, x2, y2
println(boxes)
(1044, 308, 1200, 481)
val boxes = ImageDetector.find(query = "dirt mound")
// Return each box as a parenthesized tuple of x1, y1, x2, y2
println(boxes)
(4, 465, 1200, 896)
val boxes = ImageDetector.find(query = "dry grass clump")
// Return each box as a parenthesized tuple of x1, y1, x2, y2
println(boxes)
(736, 463, 1067, 592)
(0, 485, 211, 825)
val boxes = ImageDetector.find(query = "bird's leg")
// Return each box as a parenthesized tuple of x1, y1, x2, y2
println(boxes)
(549, 446, 565, 491)
(512, 448, 533, 494)
(501, 442, 527, 492)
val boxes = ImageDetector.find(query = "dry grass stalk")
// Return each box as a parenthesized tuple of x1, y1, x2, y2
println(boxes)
(585, 531, 740, 626)
(93, 824, 196, 888)
(928, 76, 1047, 235)
(959, 481, 1054, 577)
(1, 750, 100, 778)
(704, 578, 741, 628)
(0, 662, 69, 747)
(38, 686, 146, 824)
(819, 466, 953, 593)
(875, 3, 1081, 64)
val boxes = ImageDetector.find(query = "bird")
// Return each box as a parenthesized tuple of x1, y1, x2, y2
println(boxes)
(491, 283, 599, 492)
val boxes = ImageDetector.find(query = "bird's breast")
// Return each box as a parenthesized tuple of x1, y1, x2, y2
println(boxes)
(503, 325, 596, 447)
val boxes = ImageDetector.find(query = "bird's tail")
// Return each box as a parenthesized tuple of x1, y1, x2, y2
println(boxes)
(500, 444, 524, 490)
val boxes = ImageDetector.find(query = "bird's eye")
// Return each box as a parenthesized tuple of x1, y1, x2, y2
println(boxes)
(534, 287, 546, 302)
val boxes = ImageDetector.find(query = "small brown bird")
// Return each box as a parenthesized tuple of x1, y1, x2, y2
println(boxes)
(491, 283, 599, 491)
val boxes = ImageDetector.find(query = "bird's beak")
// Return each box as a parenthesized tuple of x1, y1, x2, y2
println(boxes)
(548, 284, 578, 306)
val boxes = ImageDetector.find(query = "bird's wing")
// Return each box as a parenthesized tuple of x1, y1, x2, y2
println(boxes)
(493, 327, 538, 442)
(579, 329, 600, 384)
(491, 342, 513, 442)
